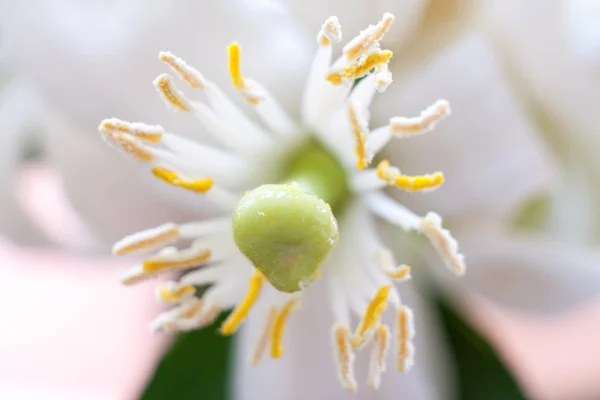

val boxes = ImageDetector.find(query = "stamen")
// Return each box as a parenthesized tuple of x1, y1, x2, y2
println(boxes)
(227, 42, 245, 89)
(375, 66, 392, 93)
(377, 160, 444, 192)
(99, 118, 163, 143)
(352, 285, 391, 349)
(151, 165, 213, 194)
(150, 298, 203, 332)
(419, 212, 466, 276)
(389, 100, 450, 137)
(332, 323, 357, 392)
(344, 13, 395, 61)
(154, 73, 193, 111)
(102, 131, 155, 163)
(375, 249, 411, 282)
(327, 49, 393, 84)
(142, 246, 212, 275)
(317, 16, 342, 46)
(348, 102, 369, 170)
(368, 324, 390, 389)
(220, 270, 265, 335)
(227, 42, 265, 105)
(156, 281, 196, 304)
(270, 296, 301, 358)
(112, 223, 180, 256)
(159, 51, 206, 89)
(395, 305, 415, 373)
(250, 306, 278, 366)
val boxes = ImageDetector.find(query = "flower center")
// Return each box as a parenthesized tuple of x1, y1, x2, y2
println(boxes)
(281, 138, 350, 213)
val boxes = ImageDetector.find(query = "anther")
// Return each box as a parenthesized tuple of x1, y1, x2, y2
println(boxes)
(112, 223, 180, 256)
(352, 285, 391, 348)
(344, 13, 395, 61)
(270, 296, 301, 358)
(375, 249, 411, 281)
(227, 42, 265, 104)
(377, 160, 444, 192)
(419, 212, 466, 276)
(327, 49, 393, 84)
(389, 100, 450, 137)
(318, 16, 342, 46)
(395, 305, 415, 373)
(348, 102, 369, 170)
(368, 324, 390, 389)
(99, 118, 164, 143)
(250, 306, 278, 366)
(151, 165, 213, 194)
(220, 270, 265, 335)
(156, 282, 197, 304)
(154, 73, 193, 111)
(332, 323, 357, 392)
(159, 51, 206, 89)
(103, 131, 155, 163)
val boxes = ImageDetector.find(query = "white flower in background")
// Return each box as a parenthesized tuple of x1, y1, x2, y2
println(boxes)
(103, 14, 465, 392)
(484, 0, 600, 243)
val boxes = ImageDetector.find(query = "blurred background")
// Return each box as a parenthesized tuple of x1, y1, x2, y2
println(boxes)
(0, 0, 599, 399)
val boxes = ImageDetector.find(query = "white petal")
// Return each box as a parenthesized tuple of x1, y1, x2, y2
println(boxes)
(372, 33, 557, 220)
(452, 231, 600, 313)
(485, 0, 600, 173)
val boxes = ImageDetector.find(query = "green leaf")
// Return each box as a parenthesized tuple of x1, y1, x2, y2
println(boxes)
(434, 296, 527, 400)
(139, 313, 232, 400)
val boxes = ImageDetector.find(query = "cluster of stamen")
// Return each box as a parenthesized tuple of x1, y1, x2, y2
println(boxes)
(97, 11, 467, 394)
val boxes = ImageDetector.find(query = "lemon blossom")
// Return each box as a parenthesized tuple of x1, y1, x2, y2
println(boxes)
(101, 14, 466, 393)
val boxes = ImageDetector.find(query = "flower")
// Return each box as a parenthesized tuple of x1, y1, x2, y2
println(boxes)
(100, 14, 467, 392)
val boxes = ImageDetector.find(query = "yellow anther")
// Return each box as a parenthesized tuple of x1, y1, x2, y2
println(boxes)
(348, 103, 369, 170)
(395, 173, 445, 192)
(344, 13, 395, 61)
(159, 51, 205, 89)
(332, 323, 357, 392)
(387, 264, 411, 281)
(326, 73, 343, 85)
(420, 212, 466, 276)
(270, 296, 300, 358)
(375, 249, 412, 281)
(142, 248, 212, 274)
(112, 223, 180, 256)
(177, 300, 204, 319)
(328, 50, 393, 84)
(389, 100, 451, 136)
(158, 284, 196, 304)
(368, 324, 390, 389)
(220, 270, 265, 335)
(105, 132, 155, 163)
(100, 118, 163, 143)
(250, 306, 278, 366)
(352, 285, 392, 348)
(318, 16, 342, 46)
(376, 160, 444, 192)
(154, 73, 192, 111)
(227, 42, 245, 89)
(151, 165, 213, 194)
(227, 42, 263, 104)
(395, 305, 415, 373)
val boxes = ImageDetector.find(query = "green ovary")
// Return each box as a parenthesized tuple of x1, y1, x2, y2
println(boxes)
(232, 141, 349, 292)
